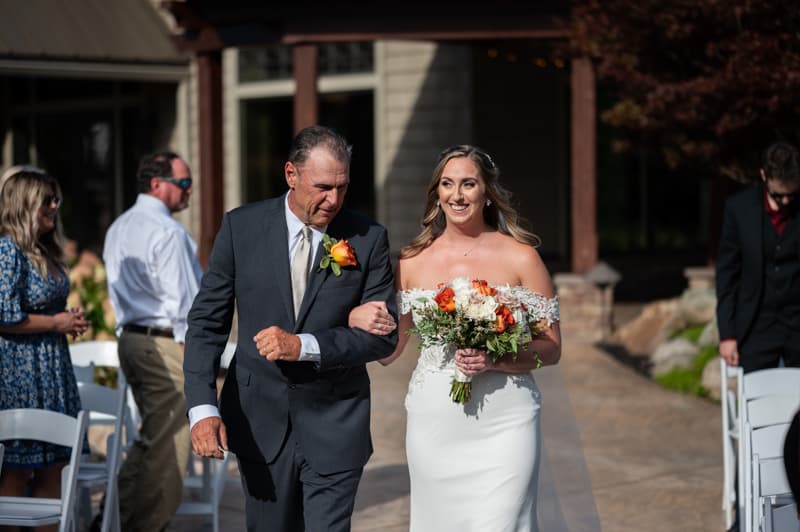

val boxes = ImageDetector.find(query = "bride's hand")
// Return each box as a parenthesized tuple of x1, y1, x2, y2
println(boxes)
(348, 301, 396, 336)
(455, 348, 492, 376)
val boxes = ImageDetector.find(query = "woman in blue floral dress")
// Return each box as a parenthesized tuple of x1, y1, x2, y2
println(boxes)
(0, 166, 88, 504)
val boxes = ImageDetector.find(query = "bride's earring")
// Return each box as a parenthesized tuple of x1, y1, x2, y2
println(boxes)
(486, 199, 492, 207)
(435, 200, 440, 208)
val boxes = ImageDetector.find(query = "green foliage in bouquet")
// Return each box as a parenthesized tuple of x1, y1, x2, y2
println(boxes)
(411, 296, 535, 404)
(410, 299, 526, 362)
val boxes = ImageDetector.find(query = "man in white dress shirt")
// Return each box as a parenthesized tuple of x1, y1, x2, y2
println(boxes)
(103, 151, 203, 532)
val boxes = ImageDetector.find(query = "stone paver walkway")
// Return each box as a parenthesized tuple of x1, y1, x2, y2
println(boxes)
(167, 333, 724, 532)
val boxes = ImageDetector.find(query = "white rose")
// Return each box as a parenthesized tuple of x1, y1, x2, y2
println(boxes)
(465, 296, 497, 322)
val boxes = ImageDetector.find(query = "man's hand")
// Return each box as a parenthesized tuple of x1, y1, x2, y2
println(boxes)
(719, 338, 739, 367)
(254, 326, 302, 361)
(348, 301, 396, 335)
(191, 416, 227, 460)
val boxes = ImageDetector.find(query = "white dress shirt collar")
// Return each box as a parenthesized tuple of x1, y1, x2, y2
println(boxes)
(284, 193, 326, 257)
(135, 193, 171, 217)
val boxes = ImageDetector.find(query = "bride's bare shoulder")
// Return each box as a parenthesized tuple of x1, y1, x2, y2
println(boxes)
(490, 232, 542, 261)
(397, 253, 427, 290)
(397, 245, 444, 290)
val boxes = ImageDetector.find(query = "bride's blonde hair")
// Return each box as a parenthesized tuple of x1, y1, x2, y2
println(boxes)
(0, 167, 67, 276)
(400, 145, 540, 259)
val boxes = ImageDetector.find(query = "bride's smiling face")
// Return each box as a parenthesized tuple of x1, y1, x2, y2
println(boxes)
(437, 157, 487, 227)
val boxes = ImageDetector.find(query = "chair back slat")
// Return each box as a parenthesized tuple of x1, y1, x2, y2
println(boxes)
(0, 409, 80, 448)
(746, 395, 800, 430)
(741, 367, 800, 400)
(0, 409, 87, 532)
(751, 422, 791, 462)
(758, 457, 791, 496)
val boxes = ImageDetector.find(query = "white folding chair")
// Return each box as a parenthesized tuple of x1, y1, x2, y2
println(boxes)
(722, 358, 743, 529)
(75, 381, 127, 532)
(747, 423, 794, 531)
(738, 369, 800, 532)
(176, 452, 233, 532)
(768, 502, 800, 532)
(69, 341, 141, 448)
(0, 409, 88, 532)
(174, 339, 237, 532)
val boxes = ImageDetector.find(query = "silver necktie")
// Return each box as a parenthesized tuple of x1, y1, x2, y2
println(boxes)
(291, 225, 313, 318)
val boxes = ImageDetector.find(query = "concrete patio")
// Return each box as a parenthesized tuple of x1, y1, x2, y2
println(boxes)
(168, 332, 724, 532)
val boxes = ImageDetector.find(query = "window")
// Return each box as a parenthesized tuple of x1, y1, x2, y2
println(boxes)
(238, 42, 374, 82)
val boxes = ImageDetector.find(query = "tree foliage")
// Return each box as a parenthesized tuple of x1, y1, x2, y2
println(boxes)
(570, 0, 800, 181)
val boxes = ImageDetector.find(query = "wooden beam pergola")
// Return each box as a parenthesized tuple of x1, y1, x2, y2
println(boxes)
(570, 57, 598, 274)
(196, 50, 223, 268)
(163, 1, 597, 273)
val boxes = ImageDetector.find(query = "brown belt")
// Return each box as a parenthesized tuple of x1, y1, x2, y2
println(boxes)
(122, 324, 174, 339)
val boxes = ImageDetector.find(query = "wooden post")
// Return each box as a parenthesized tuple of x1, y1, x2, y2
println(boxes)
(196, 50, 224, 268)
(293, 44, 319, 134)
(570, 57, 598, 274)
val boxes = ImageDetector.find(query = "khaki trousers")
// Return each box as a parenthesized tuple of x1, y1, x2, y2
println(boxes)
(117, 332, 190, 532)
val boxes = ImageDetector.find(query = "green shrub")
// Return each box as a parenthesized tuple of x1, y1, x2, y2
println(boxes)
(670, 323, 705, 343)
(654, 344, 718, 398)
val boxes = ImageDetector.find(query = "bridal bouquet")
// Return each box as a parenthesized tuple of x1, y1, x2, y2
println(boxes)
(410, 277, 543, 404)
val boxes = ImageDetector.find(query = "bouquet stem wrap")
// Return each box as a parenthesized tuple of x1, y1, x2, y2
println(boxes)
(450, 367, 472, 404)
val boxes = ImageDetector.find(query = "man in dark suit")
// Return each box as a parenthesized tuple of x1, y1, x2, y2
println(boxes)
(717, 140, 800, 373)
(184, 126, 398, 531)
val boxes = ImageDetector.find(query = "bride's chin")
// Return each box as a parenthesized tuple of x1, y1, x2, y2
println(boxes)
(445, 211, 479, 225)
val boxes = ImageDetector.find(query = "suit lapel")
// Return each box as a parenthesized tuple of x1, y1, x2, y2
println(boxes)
(295, 235, 332, 329)
(262, 204, 295, 322)
(294, 215, 353, 328)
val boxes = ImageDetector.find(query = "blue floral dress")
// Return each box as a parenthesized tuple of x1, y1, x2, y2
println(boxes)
(0, 235, 82, 469)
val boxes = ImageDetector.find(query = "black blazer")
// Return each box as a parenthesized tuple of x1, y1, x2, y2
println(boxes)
(184, 195, 397, 475)
(716, 184, 772, 344)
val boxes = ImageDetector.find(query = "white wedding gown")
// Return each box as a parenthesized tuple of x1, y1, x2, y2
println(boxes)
(400, 288, 559, 532)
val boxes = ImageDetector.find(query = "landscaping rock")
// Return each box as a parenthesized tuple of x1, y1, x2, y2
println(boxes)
(697, 317, 719, 347)
(701, 356, 722, 400)
(610, 299, 683, 356)
(651, 337, 699, 376)
(701, 355, 738, 401)
(677, 288, 717, 326)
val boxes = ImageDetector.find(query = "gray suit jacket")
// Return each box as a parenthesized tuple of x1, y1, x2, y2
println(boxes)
(184, 195, 397, 474)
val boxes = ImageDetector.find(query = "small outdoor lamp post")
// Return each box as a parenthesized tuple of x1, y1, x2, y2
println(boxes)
(586, 261, 622, 341)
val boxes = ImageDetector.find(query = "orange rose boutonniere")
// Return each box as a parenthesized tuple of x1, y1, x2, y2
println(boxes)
(319, 234, 357, 276)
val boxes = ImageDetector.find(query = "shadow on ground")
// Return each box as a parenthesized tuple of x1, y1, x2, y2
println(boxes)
(354, 463, 410, 511)
(596, 342, 652, 377)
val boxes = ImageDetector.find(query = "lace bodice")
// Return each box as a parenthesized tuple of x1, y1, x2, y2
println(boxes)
(399, 286, 559, 326)
(398, 285, 559, 384)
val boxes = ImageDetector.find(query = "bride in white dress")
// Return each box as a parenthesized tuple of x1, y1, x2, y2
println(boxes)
(369, 145, 562, 531)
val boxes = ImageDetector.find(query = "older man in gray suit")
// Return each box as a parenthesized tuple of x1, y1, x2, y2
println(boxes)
(184, 126, 397, 531)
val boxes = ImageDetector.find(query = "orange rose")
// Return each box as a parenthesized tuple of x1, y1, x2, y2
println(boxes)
(472, 279, 496, 296)
(495, 305, 516, 333)
(434, 287, 456, 313)
(329, 239, 357, 267)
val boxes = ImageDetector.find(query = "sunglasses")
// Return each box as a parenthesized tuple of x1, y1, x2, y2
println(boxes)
(767, 189, 800, 202)
(158, 177, 193, 190)
(42, 194, 62, 209)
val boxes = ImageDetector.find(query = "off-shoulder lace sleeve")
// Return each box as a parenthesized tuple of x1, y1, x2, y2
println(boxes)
(398, 288, 435, 315)
(505, 286, 559, 326)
